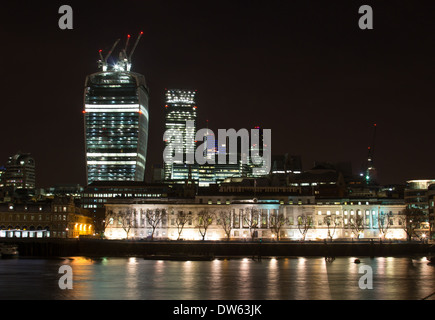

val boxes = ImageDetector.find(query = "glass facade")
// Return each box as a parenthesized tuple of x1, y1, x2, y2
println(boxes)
(248, 127, 270, 177)
(84, 71, 149, 184)
(164, 89, 197, 180)
(3, 153, 36, 190)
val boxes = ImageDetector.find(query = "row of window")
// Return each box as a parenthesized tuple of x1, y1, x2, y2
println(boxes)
(0, 213, 88, 223)
(0, 214, 56, 222)
(107, 209, 402, 229)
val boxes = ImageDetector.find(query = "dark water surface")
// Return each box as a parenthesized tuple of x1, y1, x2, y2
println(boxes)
(0, 256, 434, 300)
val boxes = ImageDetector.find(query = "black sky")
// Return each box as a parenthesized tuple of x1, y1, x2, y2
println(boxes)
(0, 0, 433, 188)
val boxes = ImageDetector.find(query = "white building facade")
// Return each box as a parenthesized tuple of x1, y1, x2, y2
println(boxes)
(104, 197, 407, 241)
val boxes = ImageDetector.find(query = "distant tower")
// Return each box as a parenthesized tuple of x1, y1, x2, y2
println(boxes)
(365, 123, 377, 184)
(163, 89, 197, 180)
(83, 32, 150, 185)
(3, 153, 36, 190)
(248, 126, 270, 177)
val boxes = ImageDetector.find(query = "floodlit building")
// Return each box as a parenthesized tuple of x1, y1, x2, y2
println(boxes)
(405, 179, 435, 238)
(81, 181, 179, 235)
(84, 32, 149, 184)
(104, 194, 406, 241)
(0, 196, 94, 238)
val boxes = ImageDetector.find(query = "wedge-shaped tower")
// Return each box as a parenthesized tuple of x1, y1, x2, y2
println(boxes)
(84, 32, 149, 184)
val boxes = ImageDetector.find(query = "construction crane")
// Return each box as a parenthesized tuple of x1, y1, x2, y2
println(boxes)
(97, 31, 143, 72)
(128, 31, 144, 61)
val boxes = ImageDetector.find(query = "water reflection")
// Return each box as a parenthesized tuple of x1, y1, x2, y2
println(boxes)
(295, 257, 308, 299)
(0, 256, 434, 300)
(125, 257, 138, 299)
(266, 258, 278, 299)
(237, 258, 253, 300)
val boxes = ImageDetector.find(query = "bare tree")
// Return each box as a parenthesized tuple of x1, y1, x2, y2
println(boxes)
(217, 210, 232, 241)
(377, 211, 392, 240)
(146, 208, 166, 240)
(349, 215, 365, 239)
(117, 209, 135, 239)
(103, 209, 116, 237)
(175, 211, 188, 240)
(243, 207, 260, 241)
(324, 215, 341, 242)
(269, 211, 288, 241)
(297, 214, 312, 241)
(399, 207, 426, 241)
(196, 209, 215, 240)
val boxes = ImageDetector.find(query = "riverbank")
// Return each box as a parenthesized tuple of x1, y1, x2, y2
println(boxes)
(1, 238, 433, 258)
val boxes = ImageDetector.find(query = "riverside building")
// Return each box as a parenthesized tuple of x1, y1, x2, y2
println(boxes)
(104, 193, 406, 241)
(0, 196, 94, 238)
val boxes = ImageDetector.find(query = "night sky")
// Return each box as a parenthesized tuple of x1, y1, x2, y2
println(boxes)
(0, 0, 433, 188)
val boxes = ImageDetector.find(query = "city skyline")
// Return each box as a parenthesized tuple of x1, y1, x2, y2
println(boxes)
(0, 0, 434, 188)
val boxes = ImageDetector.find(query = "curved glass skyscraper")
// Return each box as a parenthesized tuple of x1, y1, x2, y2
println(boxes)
(83, 35, 149, 185)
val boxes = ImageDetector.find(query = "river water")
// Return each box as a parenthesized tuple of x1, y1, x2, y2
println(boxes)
(0, 256, 434, 300)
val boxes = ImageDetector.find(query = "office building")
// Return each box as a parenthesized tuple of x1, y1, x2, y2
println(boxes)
(404, 179, 434, 237)
(3, 153, 36, 190)
(83, 33, 150, 184)
(163, 89, 197, 180)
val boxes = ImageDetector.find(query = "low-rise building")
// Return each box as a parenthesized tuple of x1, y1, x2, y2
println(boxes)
(0, 196, 94, 238)
(104, 195, 406, 241)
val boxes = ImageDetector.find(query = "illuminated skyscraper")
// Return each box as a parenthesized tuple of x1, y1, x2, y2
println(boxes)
(248, 126, 271, 177)
(83, 33, 149, 184)
(163, 89, 197, 180)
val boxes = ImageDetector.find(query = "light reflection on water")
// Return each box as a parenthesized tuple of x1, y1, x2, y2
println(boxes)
(0, 256, 434, 300)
